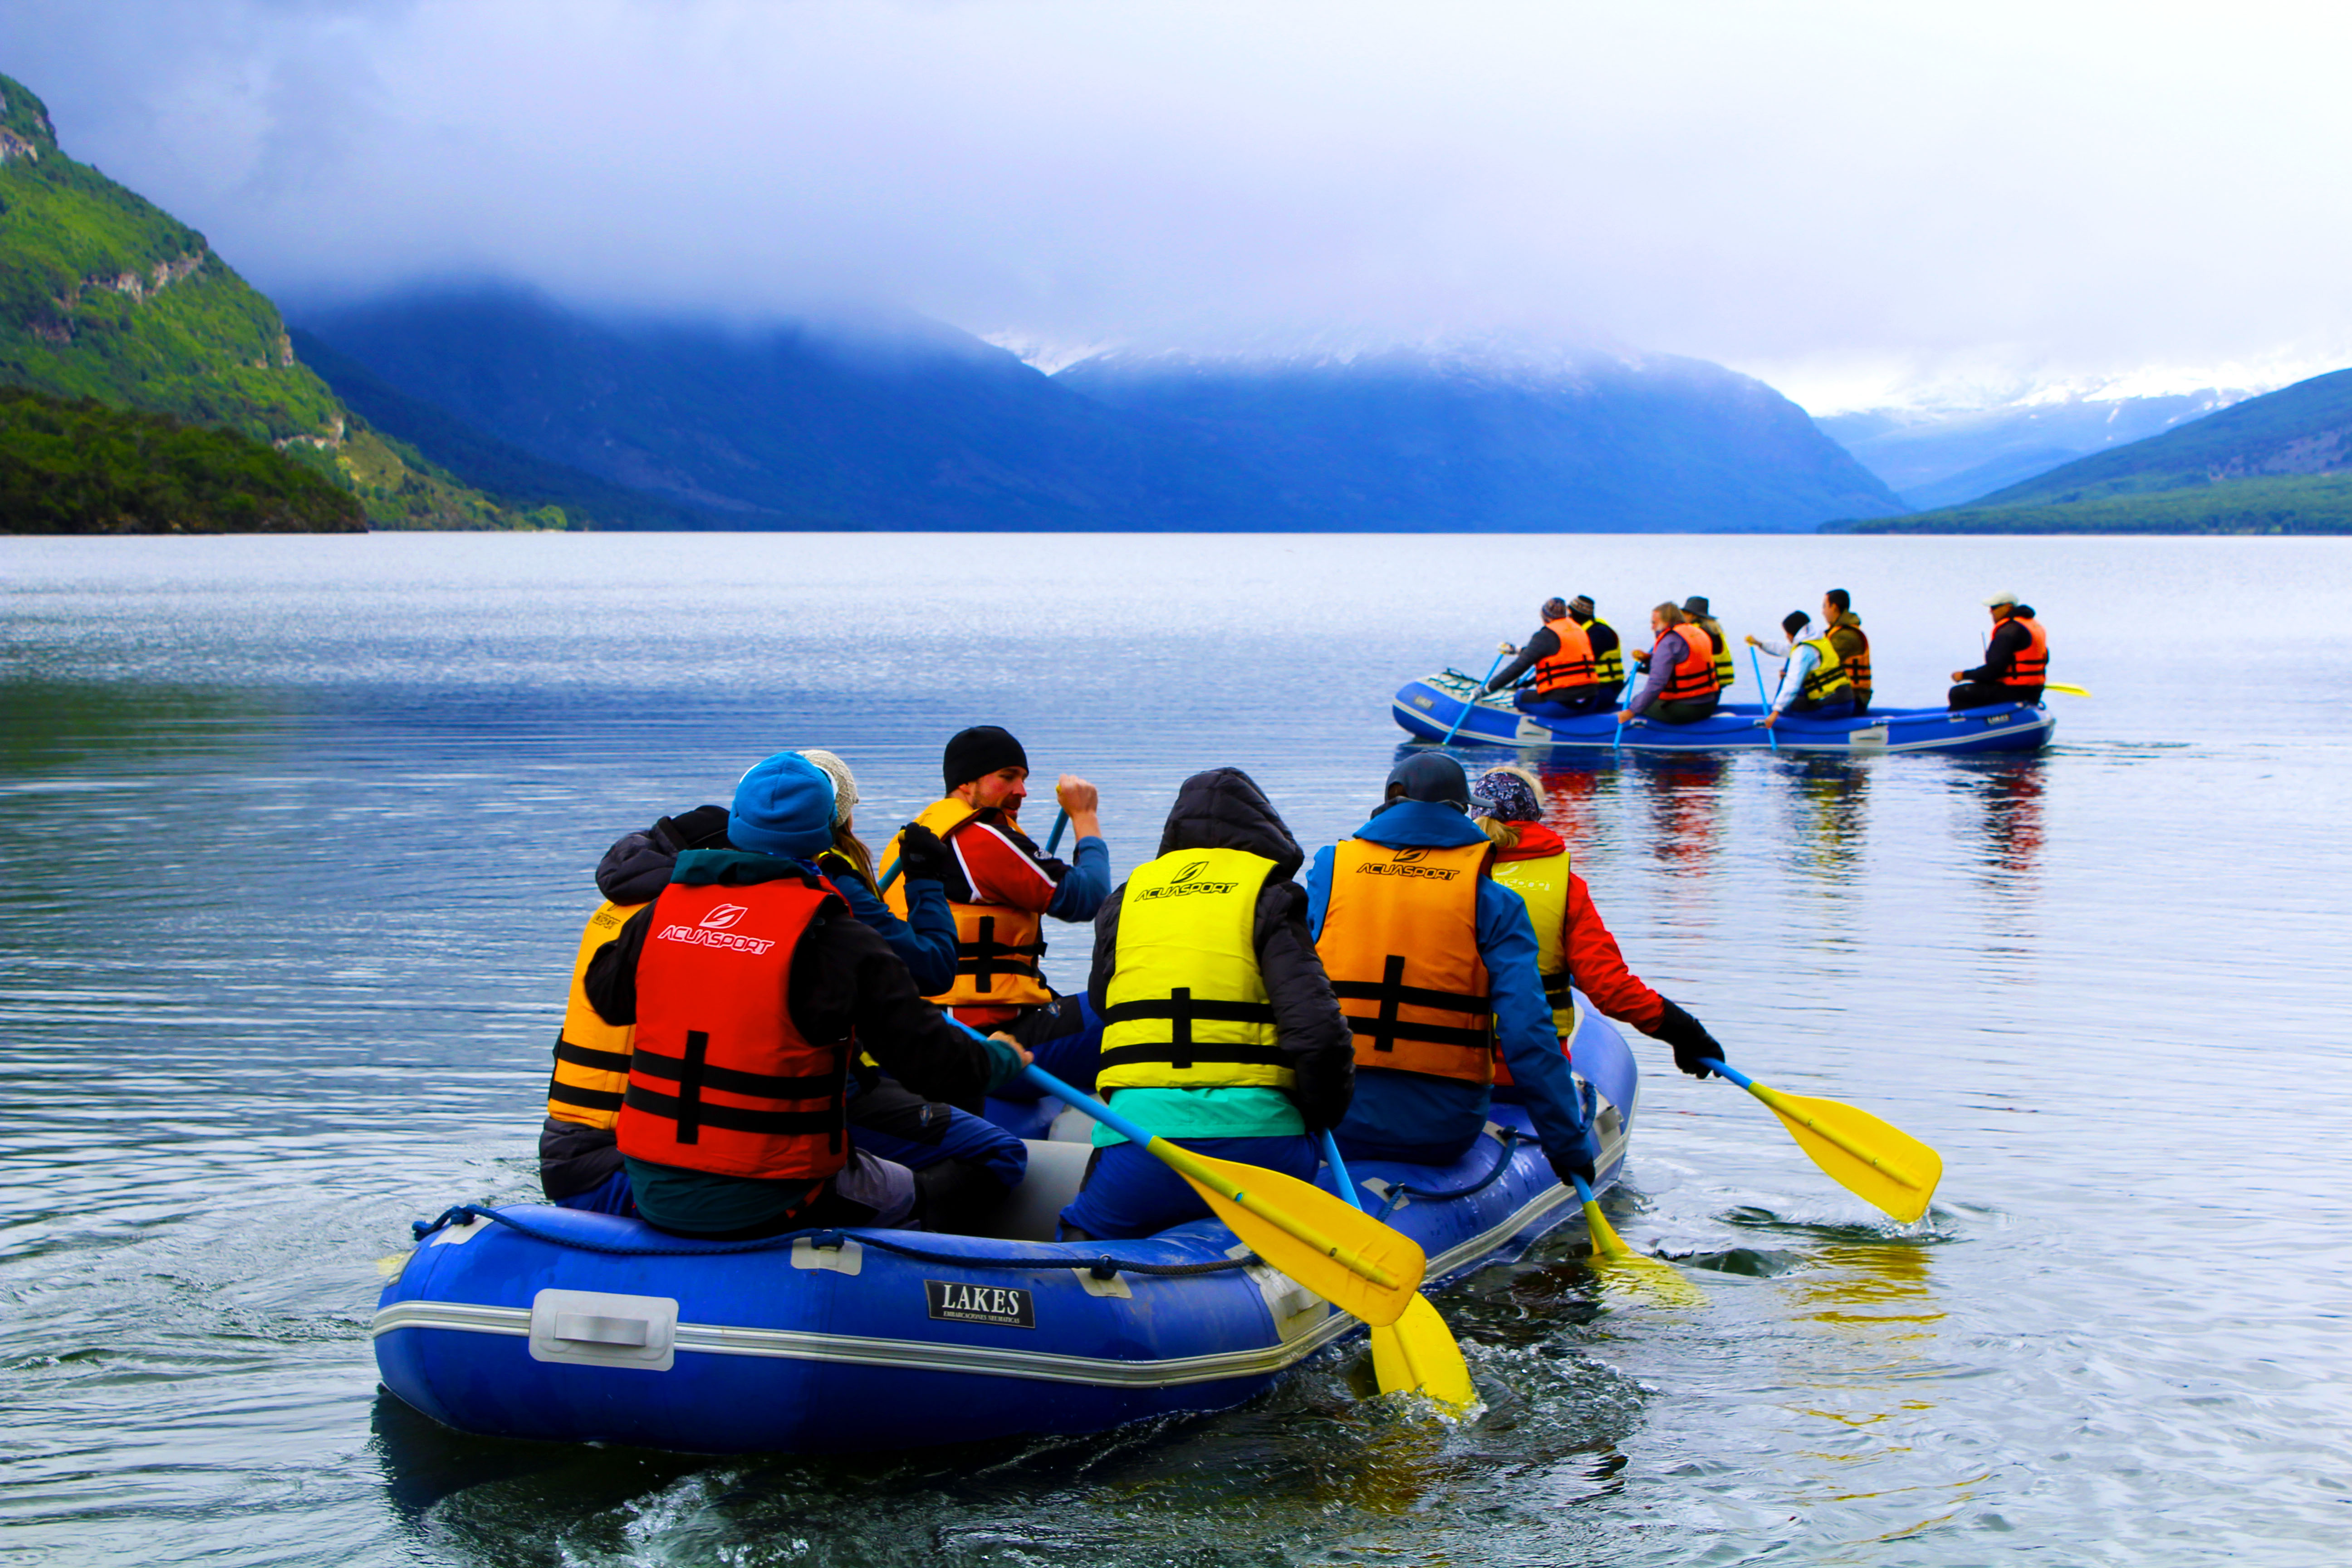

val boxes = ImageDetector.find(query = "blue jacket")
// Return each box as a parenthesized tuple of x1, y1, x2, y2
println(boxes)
(1047, 836, 1112, 922)
(833, 870, 957, 995)
(1306, 800, 1595, 1182)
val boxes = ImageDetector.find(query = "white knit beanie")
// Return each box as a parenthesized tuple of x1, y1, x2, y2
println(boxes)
(794, 749, 860, 825)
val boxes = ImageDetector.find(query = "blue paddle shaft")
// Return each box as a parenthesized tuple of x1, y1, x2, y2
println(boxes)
(1320, 1130, 1368, 1215)
(1571, 1171, 1597, 1205)
(1749, 645, 1779, 752)
(1045, 807, 1070, 854)
(1441, 650, 1509, 745)
(1018, 1062, 1161, 1147)
(1696, 1057, 1751, 1089)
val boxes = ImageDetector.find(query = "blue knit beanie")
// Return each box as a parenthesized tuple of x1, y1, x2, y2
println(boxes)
(729, 752, 836, 860)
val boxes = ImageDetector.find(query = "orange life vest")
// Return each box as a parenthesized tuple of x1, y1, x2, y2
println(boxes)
(545, 900, 645, 1129)
(881, 798, 1053, 1011)
(2002, 616, 2048, 686)
(1533, 617, 1598, 695)
(1661, 622, 1722, 702)
(1829, 616, 1872, 696)
(1315, 838, 1495, 1085)
(616, 875, 853, 1181)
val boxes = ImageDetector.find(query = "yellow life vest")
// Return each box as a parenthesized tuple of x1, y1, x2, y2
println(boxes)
(545, 900, 646, 1129)
(880, 797, 1052, 1010)
(1097, 848, 1291, 1093)
(1700, 616, 1736, 690)
(1488, 847, 1575, 1035)
(1588, 616, 1626, 685)
(1798, 634, 1854, 702)
(1317, 838, 1495, 1085)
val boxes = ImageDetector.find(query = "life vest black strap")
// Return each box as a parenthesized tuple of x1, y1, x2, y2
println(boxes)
(956, 913, 1047, 993)
(1100, 984, 1280, 1071)
(1542, 972, 1573, 1008)
(1343, 1015, 1496, 1052)
(547, 1081, 625, 1112)
(1337, 954, 1494, 1056)
(622, 1083, 843, 1138)
(554, 1038, 633, 1074)
(630, 1044, 837, 1102)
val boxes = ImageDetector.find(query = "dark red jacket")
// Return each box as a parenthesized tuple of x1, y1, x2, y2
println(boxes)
(1493, 823, 1666, 1035)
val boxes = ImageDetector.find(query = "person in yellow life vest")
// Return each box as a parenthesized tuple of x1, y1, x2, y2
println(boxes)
(1485, 597, 1617, 717)
(877, 725, 1112, 1034)
(1306, 754, 1603, 1188)
(1681, 596, 1737, 693)
(1621, 603, 1724, 726)
(1058, 768, 1355, 1240)
(1823, 588, 1873, 713)
(1950, 593, 2048, 709)
(539, 803, 731, 1213)
(1469, 766, 1726, 1079)
(1753, 612, 1858, 728)
(584, 752, 1030, 1238)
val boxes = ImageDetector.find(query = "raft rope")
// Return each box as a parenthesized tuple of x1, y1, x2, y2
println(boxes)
(1367, 1127, 1520, 1220)
(410, 1204, 1255, 1279)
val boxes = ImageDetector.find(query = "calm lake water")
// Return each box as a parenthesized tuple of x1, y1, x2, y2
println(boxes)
(2, 532, 2348, 1567)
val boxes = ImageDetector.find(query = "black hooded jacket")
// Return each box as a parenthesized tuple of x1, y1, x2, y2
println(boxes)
(1087, 768, 1354, 1132)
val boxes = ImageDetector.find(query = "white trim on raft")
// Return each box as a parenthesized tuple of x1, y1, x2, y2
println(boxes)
(372, 1152, 1599, 1390)
(1390, 690, 2054, 753)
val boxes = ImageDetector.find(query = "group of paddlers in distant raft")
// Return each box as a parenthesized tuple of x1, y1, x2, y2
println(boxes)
(539, 730, 1732, 1245)
(1486, 588, 2051, 724)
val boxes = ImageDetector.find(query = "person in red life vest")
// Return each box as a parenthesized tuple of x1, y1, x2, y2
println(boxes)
(1467, 766, 1725, 1083)
(1305, 754, 1602, 1190)
(1950, 593, 2048, 709)
(1620, 603, 1724, 726)
(1486, 597, 1619, 717)
(584, 752, 1030, 1239)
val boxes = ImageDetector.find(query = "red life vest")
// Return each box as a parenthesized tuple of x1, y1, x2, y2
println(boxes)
(1661, 622, 1722, 702)
(1532, 617, 1597, 695)
(616, 875, 853, 1182)
(2002, 616, 2048, 686)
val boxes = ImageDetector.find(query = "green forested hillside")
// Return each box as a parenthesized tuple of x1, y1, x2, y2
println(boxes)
(0, 386, 363, 533)
(1828, 472, 2352, 534)
(0, 71, 534, 531)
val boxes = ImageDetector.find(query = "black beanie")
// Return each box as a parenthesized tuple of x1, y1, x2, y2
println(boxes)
(943, 725, 1028, 791)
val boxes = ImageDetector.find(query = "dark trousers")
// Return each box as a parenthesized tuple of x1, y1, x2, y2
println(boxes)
(1646, 697, 1720, 725)
(1853, 690, 1872, 714)
(1517, 684, 1613, 717)
(1949, 682, 2041, 710)
(1788, 693, 1857, 720)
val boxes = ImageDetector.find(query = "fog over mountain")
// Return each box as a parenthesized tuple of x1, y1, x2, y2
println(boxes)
(11, 1, 2352, 397)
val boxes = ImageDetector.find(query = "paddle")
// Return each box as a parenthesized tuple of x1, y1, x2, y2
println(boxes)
(1319, 1132, 1474, 1406)
(2043, 682, 2092, 698)
(878, 806, 1072, 894)
(1570, 1173, 1705, 1306)
(1697, 1058, 1942, 1223)
(1021, 1064, 1426, 1326)
(1440, 648, 1511, 745)
(1748, 644, 1779, 754)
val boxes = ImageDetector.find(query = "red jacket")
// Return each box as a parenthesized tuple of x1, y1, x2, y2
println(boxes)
(1493, 823, 1666, 1035)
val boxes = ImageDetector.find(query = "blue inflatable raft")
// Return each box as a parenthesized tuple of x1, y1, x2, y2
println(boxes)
(372, 999, 1641, 1453)
(1394, 669, 2053, 754)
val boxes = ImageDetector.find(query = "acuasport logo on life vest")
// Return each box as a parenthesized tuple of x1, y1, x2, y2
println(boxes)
(656, 902, 776, 955)
(1135, 858, 1240, 901)
(1353, 847, 1460, 881)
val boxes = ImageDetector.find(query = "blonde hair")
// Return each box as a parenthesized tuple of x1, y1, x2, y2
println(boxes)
(1653, 602, 1685, 626)
(1475, 817, 1522, 850)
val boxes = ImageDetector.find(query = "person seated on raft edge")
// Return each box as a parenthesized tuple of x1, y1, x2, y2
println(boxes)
(1057, 768, 1354, 1241)
(1950, 593, 2048, 710)
(1485, 596, 1622, 717)
(1467, 765, 1727, 1086)
(1304, 754, 1602, 1194)
(1822, 588, 1873, 715)
(1680, 596, 1737, 695)
(1619, 602, 1724, 727)
(539, 759, 1028, 1230)
(1745, 612, 1859, 729)
(878, 725, 1113, 1103)
(583, 751, 1032, 1240)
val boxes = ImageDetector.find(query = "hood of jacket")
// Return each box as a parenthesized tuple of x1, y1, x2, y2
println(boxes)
(1156, 767, 1304, 878)
(1352, 797, 1491, 849)
(1494, 820, 1567, 862)
(595, 805, 730, 904)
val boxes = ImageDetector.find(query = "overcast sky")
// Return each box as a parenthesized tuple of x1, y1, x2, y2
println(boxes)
(11, 0, 2351, 410)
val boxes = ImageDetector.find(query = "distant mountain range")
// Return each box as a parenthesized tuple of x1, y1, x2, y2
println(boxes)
(1828, 369, 2352, 533)
(295, 289, 1903, 531)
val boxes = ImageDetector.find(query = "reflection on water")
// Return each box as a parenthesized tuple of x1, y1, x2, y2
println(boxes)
(1779, 756, 1872, 882)
(1952, 760, 2047, 887)
(1637, 753, 1729, 875)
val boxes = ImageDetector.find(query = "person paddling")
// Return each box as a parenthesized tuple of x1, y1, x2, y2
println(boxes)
(1747, 612, 1857, 728)
(1469, 765, 1727, 1078)
(1949, 593, 2048, 709)
(584, 752, 1029, 1238)
(1306, 755, 1602, 1193)
(1057, 769, 1354, 1240)
(1487, 597, 1617, 717)
(1620, 603, 1724, 726)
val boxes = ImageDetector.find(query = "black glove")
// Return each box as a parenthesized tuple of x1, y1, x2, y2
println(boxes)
(652, 804, 731, 853)
(1288, 1051, 1354, 1136)
(894, 822, 955, 887)
(1545, 1081, 1602, 1186)
(1652, 996, 1723, 1080)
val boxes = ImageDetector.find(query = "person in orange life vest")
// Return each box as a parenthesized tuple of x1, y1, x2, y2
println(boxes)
(584, 752, 1030, 1239)
(1304, 754, 1602, 1187)
(1620, 603, 1723, 726)
(1950, 593, 2048, 709)
(797, 749, 1030, 1232)
(1487, 597, 1616, 717)
(1823, 588, 1873, 714)
(1058, 768, 1355, 1240)
(1467, 766, 1725, 1082)
(540, 803, 732, 1215)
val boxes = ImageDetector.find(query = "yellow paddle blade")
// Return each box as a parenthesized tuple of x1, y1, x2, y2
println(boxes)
(1746, 1082, 1943, 1224)
(2043, 681, 2092, 697)
(1168, 1147, 1426, 1326)
(1580, 1196, 1707, 1307)
(1369, 1295, 1476, 1408)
